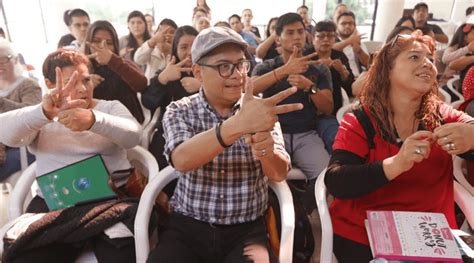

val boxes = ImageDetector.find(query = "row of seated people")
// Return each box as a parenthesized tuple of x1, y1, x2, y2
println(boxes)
(0, 2, 473, 263)
(1, 23, 474, 263)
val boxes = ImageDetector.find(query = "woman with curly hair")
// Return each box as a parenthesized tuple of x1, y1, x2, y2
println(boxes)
(325, 30, 474, 262)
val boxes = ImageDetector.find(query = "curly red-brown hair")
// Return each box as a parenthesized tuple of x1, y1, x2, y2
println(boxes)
(360, 30, 443, 142)
(42, 48, 90, 84)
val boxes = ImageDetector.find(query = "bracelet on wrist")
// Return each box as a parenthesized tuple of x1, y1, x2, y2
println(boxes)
(215, 121, 232, 148)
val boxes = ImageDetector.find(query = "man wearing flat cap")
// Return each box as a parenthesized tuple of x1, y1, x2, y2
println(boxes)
(147, 26, 302, 262)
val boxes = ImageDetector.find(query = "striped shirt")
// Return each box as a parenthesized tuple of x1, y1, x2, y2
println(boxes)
(163, 89, 288, 225)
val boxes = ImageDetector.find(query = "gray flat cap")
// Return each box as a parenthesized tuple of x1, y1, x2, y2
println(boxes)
(191, 26, 248, 64)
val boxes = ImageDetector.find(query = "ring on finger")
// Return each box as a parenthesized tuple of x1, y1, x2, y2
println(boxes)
(261, 149, 267, 156)
(446, 143, 455, 151)
(415, 146, 423, 155)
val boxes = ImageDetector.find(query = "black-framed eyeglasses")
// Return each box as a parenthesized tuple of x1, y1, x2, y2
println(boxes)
(198, 60, 251, 78)
(0, 55, 13, 64)
(315, 32, 336, 40)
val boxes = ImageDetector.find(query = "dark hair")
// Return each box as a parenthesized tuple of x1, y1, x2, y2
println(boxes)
(266, 17, 279, 38)
(314, 20, 337, 34)
(414, 2, 429, 11)
(171, 26, 198, 65)
(297, 5, 309, 11)
(42, 49, 89, 84)
(214, 21, 231, 28)
(449, 23, 474, 48)
(57, 34, 76, 48)
(84, 20, 120, 57)
(193, 7, 208, 18)
(144, 14, 155, 23)
(395, 16, 415, 28)
(361, 30, 441, 142)
(126, 10, 151, 59)
(275, 12, 304, 36)
(466, 6, 474, 16)
(156, 18, 178, 34)
(228, 14, 241, 23)
(385, 26, 415, 43)
(337, 11, 356, 23)
(195, 0, 211, 13)
(64, 9, 89, 26)
(0, 27, 5, 38)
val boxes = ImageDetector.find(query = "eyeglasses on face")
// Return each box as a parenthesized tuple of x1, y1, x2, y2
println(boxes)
(315, 32, 336, 39)
(198, 60, 251, 78)
(72, 22, 90, 29)
(0, 55, 13, 64)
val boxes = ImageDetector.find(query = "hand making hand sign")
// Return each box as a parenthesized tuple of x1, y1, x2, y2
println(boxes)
(89, 40, 114, 65)
(235, 79, 303, 134)
(158, 56, 192, 85)
(42, 67, 87, 120)
(280, 46, 318, 76)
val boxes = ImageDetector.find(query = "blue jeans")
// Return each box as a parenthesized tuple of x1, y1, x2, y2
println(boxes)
(0, 147, 35, 181)
(315, 115, 340, 154)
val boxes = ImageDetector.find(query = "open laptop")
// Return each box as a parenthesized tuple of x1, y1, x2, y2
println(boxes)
(36, 155, 117, 211)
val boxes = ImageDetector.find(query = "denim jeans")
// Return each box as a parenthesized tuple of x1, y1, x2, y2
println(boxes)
(0, 147, 35, 181)
(315, 115, 340, 154)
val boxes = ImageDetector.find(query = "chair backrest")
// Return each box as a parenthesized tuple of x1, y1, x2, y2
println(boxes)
(438, 88, 452, 104)
(134, 166, 297, 263)
(140, 107, 161, 148)
(341, 88, 350, 106)
(336, 104, 353, 124)
(362, 41, 383, 55)
(446, 76, 463, 102)
(314, 168, 336, 263)
(451, 100, 464, 110)
(453, 156, 474, 196)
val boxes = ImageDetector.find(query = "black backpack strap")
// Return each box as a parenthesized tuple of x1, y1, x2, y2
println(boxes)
(352, 107, 376, 149)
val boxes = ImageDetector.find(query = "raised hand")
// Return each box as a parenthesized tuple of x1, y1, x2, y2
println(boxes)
(180, 76, 201, 93)
(287, 74, 313, 91)
(331, 59, 346, 74)
(89, 40, 114, 65)
(42, 67, 87, 120)
(434, 123, 474, 155)
(282, 46, 318, 75)
(349, 31, 367, 46)
(237, 79, 303, 134)
(158, 56, 192, 85)
(391, 131, 435, 174)
(119, 47, 134, 58)
(89, 74, 104, 88)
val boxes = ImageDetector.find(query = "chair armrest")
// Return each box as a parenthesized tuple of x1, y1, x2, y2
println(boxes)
(315, 168, 334, 263)
(127, 146, 160, 180)
(269, 180, 294, 263)
(134, 166, 177, 263)
(454, 180, 474, 228)
(9, 162, 37, 220)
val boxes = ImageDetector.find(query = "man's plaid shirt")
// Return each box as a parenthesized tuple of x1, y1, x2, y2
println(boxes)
(163, 89, 289, 225)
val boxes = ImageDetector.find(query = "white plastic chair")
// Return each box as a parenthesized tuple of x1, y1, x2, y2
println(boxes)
(451, 100, 464, 110)
(140, 107, 161, 148)
(341, 88, 350, 106)
(362, 41, 383, 55)
(314, 168, 337, 263)
(315, 164, 474, 263)
(439, 88, 452, 104)
(134, 166, 296, 263)
(446, 76, 463, 102)
(1, 145, 158, 263)
(336, 104, 353, 124)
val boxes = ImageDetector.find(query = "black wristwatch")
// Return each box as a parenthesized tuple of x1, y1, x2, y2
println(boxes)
(307, 84, 320, 94)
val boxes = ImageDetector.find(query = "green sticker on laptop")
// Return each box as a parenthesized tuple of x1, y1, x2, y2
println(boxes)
(36, 155, 117, 211)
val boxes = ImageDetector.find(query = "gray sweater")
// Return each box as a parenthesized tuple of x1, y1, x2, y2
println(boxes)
(0, 100, 142, 187)
(0, 77, 42, 113)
